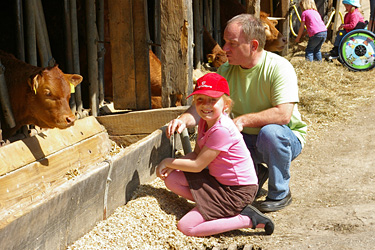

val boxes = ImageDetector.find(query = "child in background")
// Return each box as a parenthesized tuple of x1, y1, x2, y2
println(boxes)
(295, 0, 327, 61)
(156, 73, 274, 237)
(328, 0, 365, 57)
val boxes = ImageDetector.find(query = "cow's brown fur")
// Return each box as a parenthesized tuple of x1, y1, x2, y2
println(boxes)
(0, 50, 82, 139)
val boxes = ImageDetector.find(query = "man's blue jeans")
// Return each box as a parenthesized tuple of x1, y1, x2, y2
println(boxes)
(305, 31, 327, 61)
(242, 124, 302, 200)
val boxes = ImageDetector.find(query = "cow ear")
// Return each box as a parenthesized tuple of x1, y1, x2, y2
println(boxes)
(66, 74, 83, 87)
(28, 74, 40, 95)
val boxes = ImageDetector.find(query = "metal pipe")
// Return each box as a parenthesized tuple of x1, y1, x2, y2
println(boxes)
(64, 0, 77, 113)
(86, 0, 99, 117)
(180, 128, 192, 154)
(25, 0, 37, 66)
(70, 0, 84, 115)
(15, 0, 25, 61)
(97, 0, 105, 107)
(33, 0, 49, 67)
(0, 60, 16, 129)
(36, 0, 54, 67)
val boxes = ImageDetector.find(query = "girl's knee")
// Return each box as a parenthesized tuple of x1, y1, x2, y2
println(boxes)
(177, 220, 198, 236)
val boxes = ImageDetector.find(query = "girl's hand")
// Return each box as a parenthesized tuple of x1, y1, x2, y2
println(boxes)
(156, 162, 173, 180)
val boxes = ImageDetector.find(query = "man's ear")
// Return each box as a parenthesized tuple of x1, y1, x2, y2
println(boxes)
(250, 40, 259, 52)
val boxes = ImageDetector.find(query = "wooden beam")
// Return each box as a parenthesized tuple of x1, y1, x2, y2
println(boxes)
(133, 0, 151, 110)
(0, 116, 106, 176)
(108, 0, 137, 109)
(160, 0, 193, 107)
(95, 106, 188, 135)
(0, 131, 111, 228)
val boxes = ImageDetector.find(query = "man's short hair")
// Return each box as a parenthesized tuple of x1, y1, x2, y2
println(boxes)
(227, 14, 266, 49)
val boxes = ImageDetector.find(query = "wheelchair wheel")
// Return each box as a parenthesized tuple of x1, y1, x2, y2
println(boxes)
(338, 29, 375, 71)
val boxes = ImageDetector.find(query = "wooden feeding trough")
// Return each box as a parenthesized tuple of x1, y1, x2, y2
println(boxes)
(0, 106, 187, 249)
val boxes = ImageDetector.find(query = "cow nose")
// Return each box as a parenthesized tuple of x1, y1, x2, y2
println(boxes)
(66, 114, 76, 125)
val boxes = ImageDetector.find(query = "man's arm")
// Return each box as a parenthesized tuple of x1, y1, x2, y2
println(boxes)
(233, 103, 295, 131)
(166, 104, 200, 138)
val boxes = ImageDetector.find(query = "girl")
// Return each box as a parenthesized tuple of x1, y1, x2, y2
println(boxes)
(328, 0, 365, 57)
(156, 73, 274, 237)
(295, 0, 327, 61)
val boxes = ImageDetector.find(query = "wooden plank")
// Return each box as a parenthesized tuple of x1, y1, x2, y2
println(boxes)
(133, 0, 151, 110)
(0, 131, 111, 229)
(108, 0, 137, 109)
(160, 0, 193, 107)
(95, 106, 188, 135)
(0, 116, 105, 176)
(109, 134, 149, 147)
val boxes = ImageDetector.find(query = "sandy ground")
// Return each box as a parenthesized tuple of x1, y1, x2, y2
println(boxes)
(255, 95, 375, 249)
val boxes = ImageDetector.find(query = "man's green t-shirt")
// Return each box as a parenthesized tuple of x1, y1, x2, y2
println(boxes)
(217, 51, 307, 147)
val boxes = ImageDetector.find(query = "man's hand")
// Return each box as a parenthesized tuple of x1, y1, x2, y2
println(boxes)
(166, 119, 186, 138)
(233, 116, 244, 132)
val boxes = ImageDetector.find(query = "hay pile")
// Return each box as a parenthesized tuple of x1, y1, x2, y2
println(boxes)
(67, 42, 374, 250)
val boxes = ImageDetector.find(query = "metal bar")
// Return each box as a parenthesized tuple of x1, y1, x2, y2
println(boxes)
(180, 128, 192, 154)
(64, 0, 77, 113)
(36, 0, 54, 66)
(33, 0, 49, 67)
(0, 60, 16, 129)
(15, 0, 25, 61)
(25, 0, 37, 66)
(97, 0, 105, 107)
(70, 0, 84, 116)
(86, 0, 99, 117)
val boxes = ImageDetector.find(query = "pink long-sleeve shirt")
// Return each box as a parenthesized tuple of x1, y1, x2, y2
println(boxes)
(342, 8, 364, 32)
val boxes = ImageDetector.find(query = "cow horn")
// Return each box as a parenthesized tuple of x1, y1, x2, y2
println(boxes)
(267, 17, 285, 20)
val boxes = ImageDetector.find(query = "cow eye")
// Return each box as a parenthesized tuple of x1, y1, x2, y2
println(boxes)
(44, 89, 52, 96)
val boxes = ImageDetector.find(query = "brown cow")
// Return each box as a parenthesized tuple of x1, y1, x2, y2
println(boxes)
(149, 50, 182, 109)
(0, 50, 83, 140)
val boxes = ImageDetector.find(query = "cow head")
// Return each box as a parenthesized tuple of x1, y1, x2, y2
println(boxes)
(27, 66, 83, 129)
(207, 44, 228, 68)
(260, 12, 287, 52)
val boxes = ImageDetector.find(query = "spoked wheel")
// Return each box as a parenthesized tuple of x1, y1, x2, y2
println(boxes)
(339, 29, 375, 71)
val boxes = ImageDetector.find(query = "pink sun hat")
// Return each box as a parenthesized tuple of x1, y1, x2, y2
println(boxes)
(187, 73, 230, 98)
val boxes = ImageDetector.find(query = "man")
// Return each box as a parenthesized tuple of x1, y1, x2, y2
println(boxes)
(167, 14, 307, 212)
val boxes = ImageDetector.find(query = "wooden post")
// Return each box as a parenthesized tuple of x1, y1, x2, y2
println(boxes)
(133, 0, 151, 110)
(108, 0, 151, 110)
(332, 0, 342, 44)
(193, 0, 203, 68)
(160, 0, 193, 107)
(245, 0, 260, 17)
(280, 0, 290, 56)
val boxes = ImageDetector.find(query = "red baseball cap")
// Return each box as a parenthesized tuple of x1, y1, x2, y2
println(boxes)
(187, 73, 230, 98)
